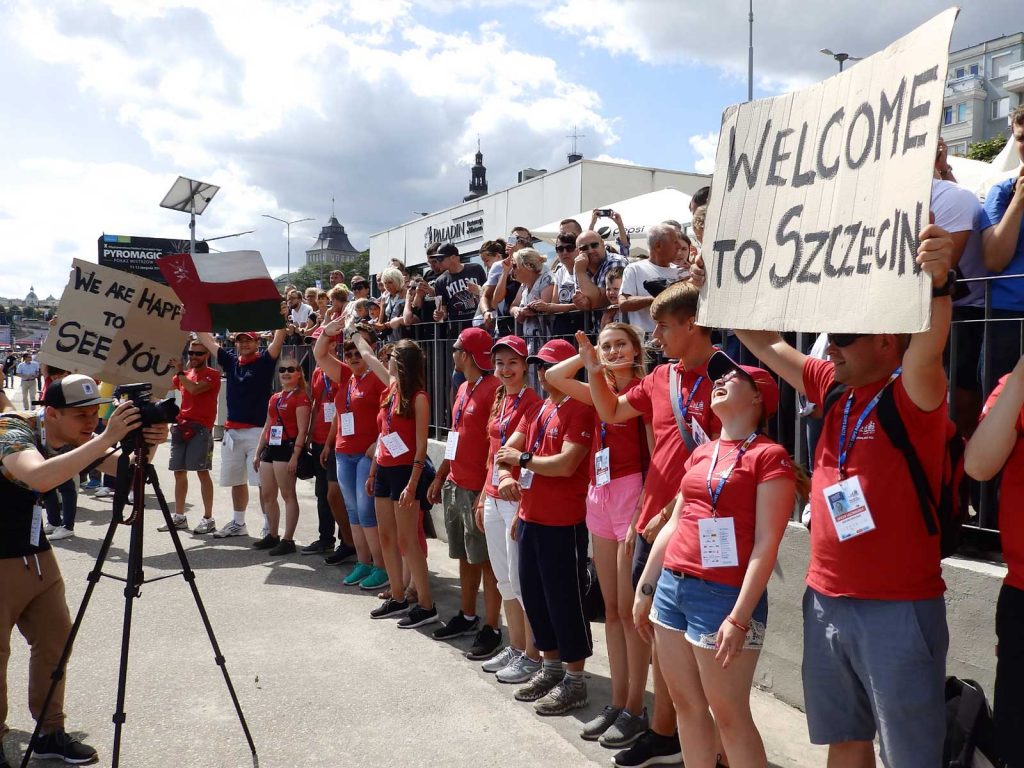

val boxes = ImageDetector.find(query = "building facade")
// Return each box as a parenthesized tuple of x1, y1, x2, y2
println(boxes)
(305, 215, 360, 266)
(942, 32, 1024, 156)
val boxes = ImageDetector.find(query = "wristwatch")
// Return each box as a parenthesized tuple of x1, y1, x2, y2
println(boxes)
(519, 451, 533, 468)
(640, 583, 655, 597)
(932, 269, 957, 298)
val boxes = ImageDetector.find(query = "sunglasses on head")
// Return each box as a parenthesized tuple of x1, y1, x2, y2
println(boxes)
(278, 366, 298, 373)
(828, 333, 866, 348)
(555, 244, 577, 253)
(578, 241, 601, 251)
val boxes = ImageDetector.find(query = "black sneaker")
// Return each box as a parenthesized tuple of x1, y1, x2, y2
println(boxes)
(324, 542, 357, 566)
(611, 729, 682, 767)
(431, 611, 480, 641)
(31, 729, 98, 765)
(300, 539, 333, 556)
(370, 598, 409, 619)
(252, 534, 280, 550)
(397, 604, 440, 629)
(268, 539, 297, 556)
(465, 625, 502, 660)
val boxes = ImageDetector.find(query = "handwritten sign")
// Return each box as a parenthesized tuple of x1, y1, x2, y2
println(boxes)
(38, 259, 187, 391)
(697, 8, 957, 334)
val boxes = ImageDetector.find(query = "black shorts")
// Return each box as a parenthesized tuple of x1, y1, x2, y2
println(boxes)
(995, 583, 1024, 766)
(373, 463, 434, 507)
(261, 441, 295, 463)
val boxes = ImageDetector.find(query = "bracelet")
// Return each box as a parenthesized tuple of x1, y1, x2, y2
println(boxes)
(725, 615, 750, 633)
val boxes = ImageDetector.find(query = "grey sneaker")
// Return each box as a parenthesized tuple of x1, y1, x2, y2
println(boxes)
(157, 514, 188, 532)
(580, 704, 621, 741)
(497, 652, 542, 684)
(600, 707, 649, 748)
(481, 645, 519, 674)
(213, 520, 248, 538)
(535, 677, 588, 716)
(193, 517, 217, 535)
(513, 667, 562, 701)
(43, 523, 57, 535)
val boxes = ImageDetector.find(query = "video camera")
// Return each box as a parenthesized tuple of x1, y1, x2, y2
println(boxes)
(114, 382, 180, 428)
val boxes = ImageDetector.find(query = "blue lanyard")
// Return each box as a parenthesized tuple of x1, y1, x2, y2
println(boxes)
(453, 376, 483, 431)
(679, 374, 705, 422)
(705, 432, 759, 513)
(384, 391, 396, 434)
(599, 421, 607, 449)
(346, 372, 368, 412)
(530, 396, 568, 453)
(498, 386, 527, 445)
(323, 375, 333, 401)
(837, 367, 901, 478)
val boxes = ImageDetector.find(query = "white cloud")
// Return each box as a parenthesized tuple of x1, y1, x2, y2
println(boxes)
(688, 132, 719, 175)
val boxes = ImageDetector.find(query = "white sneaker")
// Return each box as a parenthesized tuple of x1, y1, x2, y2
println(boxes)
(43, 523, 57, 535)
(193, 517, 217, 535)
(94, 487, 113, 498)
(496, 652, 542, 684)
(482, 646, 521, 674)
(213, 520, 249, 538)
(48, 526, 75, 541)
(157, 515, 188, 532)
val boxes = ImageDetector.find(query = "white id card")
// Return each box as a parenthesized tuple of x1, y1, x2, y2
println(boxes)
(698, 516, 739, 568)
(322, 402, 336, 422)
(31, 504, 43, 547)
(822, 475, 876, 542)
(491, 462, 501, 486)
(444, 431, 460, 460)
(340, 412, 356, 436)
(594, 447, 611, 487)
(519, 468, 534, 489)
(269, 425, 284, 446)
(380, 431, 409, 457)
(690, 418, 709, 446)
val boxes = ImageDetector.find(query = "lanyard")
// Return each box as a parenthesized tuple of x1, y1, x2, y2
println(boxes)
(346, 372, 368, 412)
(322, 374, 333, 402)
(600, 421, 607, 449)
(678, 374, 705, 422)
(498, 386, 527, 445)
(453, 376, 483, 431)
(384, 390, 397, 434)
(837, 367, 901, 478)
(530, 396, 569, 453)
(706, 432, 759, 514)
(274, 390, 295, 429)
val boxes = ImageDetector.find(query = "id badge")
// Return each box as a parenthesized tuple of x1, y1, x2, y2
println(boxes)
(269, 425, 284, 446)
(594, 447, 611, 487)
(690, 418, 709, 447)
(519, 468, 534, 489)
(444, 431, 460, 461)
(31, 504, 43, 547)
(822, 475, 876, 542)
(491, 462, 500, 486)
(381, 432, 409, 457)
(323, 402, 336, 422)
(340, 412, 356, 436)
(698, 516, 739, 568)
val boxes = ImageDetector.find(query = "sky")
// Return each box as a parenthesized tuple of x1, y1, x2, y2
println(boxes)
(0, 0, 1017, 300)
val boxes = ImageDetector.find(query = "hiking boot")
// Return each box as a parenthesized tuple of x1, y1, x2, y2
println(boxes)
(31, 729, 98, 765)
(252, 534, 280, 550)
(481, 645, 519, 674)
(268, 539, 297, 556)
(535, 676, 588, 716)
(397, 604, 440, 629)
(192, 517, 217, 535)
(358, 566, 389, 590)
(513, 667, 562, 702)
(157, 514, 188, 532)
(611, 729, 682, 767)
(213, 520, 248, 538)
(370, 598, 409, 619)
(600, 707, 649, 748)
(496, 652, 542, 684)
(580, 704, 621, 741)
(431, 611, 479, 641)
(465, 625, 502, 660)
(342, 562, 373, 586)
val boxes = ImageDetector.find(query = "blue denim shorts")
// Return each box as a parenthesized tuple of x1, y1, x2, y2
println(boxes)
(650, 568, 767, 650)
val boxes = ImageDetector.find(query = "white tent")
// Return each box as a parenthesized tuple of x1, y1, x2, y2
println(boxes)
(947, 137, 1021, 201)
(531, 188, 693, 257)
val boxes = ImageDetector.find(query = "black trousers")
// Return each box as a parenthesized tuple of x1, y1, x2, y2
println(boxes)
(996, 583, 1024, 767)
(311, 442, 337, 545)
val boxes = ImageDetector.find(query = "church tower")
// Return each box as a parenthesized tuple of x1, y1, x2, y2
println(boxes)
(463, 139, 488, 202)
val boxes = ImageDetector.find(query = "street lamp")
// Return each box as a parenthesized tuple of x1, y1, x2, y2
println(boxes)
(261, 214, 313, 278)
(820, 48, 862, 72)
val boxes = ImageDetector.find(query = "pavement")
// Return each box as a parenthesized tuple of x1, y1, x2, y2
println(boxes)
(3, 390, 828, 767)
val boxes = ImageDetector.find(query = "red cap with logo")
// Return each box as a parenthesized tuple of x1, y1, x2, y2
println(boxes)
(456, 327, 495, 370)
(490, 335, 528, 358)
(527, 339, 577, 366)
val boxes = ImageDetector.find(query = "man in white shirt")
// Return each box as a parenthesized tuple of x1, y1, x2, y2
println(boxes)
(15, 353, 40, 409)
(619, 223, 685, 335)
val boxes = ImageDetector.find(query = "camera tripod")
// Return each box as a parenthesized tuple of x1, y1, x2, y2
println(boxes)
(20, 432, 258, 768)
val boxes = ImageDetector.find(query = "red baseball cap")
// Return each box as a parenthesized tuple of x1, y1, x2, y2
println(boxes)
(706, 350, 780, 417)
(234, 331, 259, 341)
(528, 339, 577, 366)
(490, 335, 528, 358)
(456, 327, 494, 370)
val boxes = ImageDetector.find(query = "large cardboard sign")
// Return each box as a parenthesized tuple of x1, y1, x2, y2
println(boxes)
(697, 8, 957, 333)
(38, 259, 187, 391)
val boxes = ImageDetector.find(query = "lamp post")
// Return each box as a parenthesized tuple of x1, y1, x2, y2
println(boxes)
(820, 48, 862, 72)
(262, 214, 313, 278)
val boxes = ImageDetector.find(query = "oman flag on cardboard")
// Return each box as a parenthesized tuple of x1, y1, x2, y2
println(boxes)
(157, 250, 285, 332)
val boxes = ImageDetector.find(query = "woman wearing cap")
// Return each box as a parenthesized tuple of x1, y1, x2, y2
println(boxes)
(252, 356, 312, 556)
(545, 324, 651, 746)
(475, 335, 544, 683)
(509, 247, 554, 342)
(632, 353, 797, 768)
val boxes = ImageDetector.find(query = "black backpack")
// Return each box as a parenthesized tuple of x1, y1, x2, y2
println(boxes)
(943, 677, 1003, 767)
(823, 382, 970, 557)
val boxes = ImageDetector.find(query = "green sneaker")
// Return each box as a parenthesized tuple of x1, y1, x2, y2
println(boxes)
(359, 566, 390, 591)
(343, 562, 373, 586)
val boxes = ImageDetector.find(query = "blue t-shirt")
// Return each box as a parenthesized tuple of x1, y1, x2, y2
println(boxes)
(217, 347, 277, 428)
(984, 176, 1024, 311)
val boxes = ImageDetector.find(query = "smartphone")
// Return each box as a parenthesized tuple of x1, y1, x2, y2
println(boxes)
(595, 208, 613, 218)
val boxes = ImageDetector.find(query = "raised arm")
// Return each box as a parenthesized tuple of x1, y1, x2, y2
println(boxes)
(733, 330, 808, 396)
(966, 356, 1024, 481)
(982, 172, 1024, 272)
(266, 327, 288, 360)
(196, 332, 221, 356)
(902, 223, 953, 412)
(577, 331, 642, 422)
(354, 334, 390, 385)
(544, 354, 594, 405)
(313, 319, 347, 383)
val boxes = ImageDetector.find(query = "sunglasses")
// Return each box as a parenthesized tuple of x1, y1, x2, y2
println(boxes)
(343, 351, 362, 359)
(555, 244, 577, 253)
(278, 366, 298, 373)
(534, 361, 554, 370)
(578, 242, 601, 251)
(187, 350, 207, 356)
(828, 333, 866, 348)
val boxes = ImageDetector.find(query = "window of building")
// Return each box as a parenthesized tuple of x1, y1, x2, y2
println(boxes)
(957, 102, 969, 122)
(993, 53, 1014, 79)
(970, 63, 980, 76)
(944, 105, 953, 125)
(993, 97, 1011, 120)
(955, 66, 965, 79)
(949, 142, 968, 156)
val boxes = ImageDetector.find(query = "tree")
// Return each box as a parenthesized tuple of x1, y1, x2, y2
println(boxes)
(21, 306, 37, 319)
(274, 250, 372, 291)
(967, 135, 1007, 163)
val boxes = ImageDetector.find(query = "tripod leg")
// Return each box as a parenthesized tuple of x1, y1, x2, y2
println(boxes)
(147, 465, 258, 761)
(20, 514, 122, 768)
(110, 507, 144, 768)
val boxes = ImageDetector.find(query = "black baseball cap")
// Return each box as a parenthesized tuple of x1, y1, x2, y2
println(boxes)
(438, 243, 460, 258)
(35, 374, 113, 409)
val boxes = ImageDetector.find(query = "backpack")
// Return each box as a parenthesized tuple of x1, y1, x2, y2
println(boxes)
(823, 381, 969, 558)
(942, 677, 1003, 768)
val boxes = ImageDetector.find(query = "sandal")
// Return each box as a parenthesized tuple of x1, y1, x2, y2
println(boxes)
(404, 586, 419, 605)
(377, 587, 392, 601)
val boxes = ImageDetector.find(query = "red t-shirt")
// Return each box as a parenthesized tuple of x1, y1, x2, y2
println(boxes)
(265, 388, 312, 442)
(803, 357, 947, 600)
(664, 435, 794, 587)
(375, 387, 427, 467)
(592, 377, 646, 484)
(981, 375, 1024, 590)
(519, 397, 594, 526)
(335, 371, 387, 456)
(483, 387, 543, 498)
(626, 361, 720, 532)
(447, 374, 502, 491)
(173, 366, 221, 429)
(310, 367, 350, 445)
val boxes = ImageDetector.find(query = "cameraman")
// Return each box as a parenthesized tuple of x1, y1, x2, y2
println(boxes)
(0, 374, 169, 767)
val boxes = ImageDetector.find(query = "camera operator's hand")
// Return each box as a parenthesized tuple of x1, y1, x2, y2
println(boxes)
(141, 423, 170, 448)
(102, 402, 144, 446)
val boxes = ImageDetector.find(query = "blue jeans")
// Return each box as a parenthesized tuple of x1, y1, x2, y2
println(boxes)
(43, 479, 77, 529)
(336, 451, 375, 528)
(651, 569, 768, 650)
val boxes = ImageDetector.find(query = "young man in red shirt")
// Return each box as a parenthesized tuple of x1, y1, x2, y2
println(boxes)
(427, 328, 503, 658)
(725, 224, 955, 767)
(162, 338, 222, 534)
(584, 280, 718, 767)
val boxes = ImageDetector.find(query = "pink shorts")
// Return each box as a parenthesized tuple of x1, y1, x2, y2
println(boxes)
(586, 472, 643, 542)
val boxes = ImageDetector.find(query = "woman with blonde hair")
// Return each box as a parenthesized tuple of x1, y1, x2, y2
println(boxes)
(509, 247, 554, 342)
